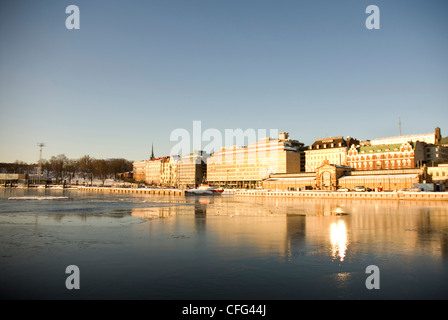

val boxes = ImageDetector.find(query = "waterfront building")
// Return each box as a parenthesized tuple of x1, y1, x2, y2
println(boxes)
(0, 173, 28, 185)
(144, 157, 167, 185)
(262, 172, 317, 191)
(132, 161, 147, 183)
(262, 164, 425, 191)
(424, 144, 448, 165)
(304, 136, 360, 172)
(161, 156, 179, 187)
(370, 127, 441, 146)
(206, 132, 306, 188)
(427, 164, 448, 189)
(337, 168, 424, 191)
(134, 153, 205, 187)
(177, 151, 208, 188)
(263, 160, 353, 191)
(346, 141, 426, 171)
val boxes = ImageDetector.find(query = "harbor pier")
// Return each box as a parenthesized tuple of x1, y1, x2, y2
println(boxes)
(234, 190, 448, 201)
(78, 186, 185, 196)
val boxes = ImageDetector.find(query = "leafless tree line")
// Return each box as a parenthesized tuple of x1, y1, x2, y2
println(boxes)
(1, 155, 133, 185)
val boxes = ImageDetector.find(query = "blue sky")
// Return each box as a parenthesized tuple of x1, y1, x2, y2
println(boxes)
(1, 0, 447, 163)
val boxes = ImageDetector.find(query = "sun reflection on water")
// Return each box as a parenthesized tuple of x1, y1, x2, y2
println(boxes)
(330, 220, 348, 262)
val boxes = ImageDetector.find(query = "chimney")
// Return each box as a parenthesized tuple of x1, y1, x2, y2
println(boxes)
(435, 127, 441, 144)
(279, 132, 289, 140)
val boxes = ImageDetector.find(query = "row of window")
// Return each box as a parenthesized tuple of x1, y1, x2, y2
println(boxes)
(348, 159, 413, 168)
(348, 153, 413, 161)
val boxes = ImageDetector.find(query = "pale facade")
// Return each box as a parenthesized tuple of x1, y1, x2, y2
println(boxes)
(427, 164, 448, 187)
(178, 151, 208, 188)
(305, 136, 359, 172)
(370, 127, 441, 146)
(132, 161, 147, 183)
(207, 132, 305, 188)
(338, 169, 423, 191)
(145, 158, 164, 185)
(160, 156, 179, 186)
(263, 166, 424, 191)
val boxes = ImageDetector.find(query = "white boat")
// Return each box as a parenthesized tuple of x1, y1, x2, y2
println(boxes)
(185, 189, 213, 195)
(197, 185, 224, 193)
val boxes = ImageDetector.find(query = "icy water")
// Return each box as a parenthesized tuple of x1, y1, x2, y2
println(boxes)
(1, 188, 448, 300)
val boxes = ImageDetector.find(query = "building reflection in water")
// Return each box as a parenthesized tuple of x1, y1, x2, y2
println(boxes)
(131, 206, 181, 219)
(128, 196, 448, 262)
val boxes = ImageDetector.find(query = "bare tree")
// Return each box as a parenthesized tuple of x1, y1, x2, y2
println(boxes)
(109, 158, 133, 180)
(49, 154, 68, 184)
(11, 161, 32, 174)
(65, 159, 78, 184)
(92, 159, 109, 185)
(78, 155, 94, 186)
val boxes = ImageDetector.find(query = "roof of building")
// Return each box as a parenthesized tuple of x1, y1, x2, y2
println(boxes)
(370, 131, 438, 146)
(356, 142, 416, 154)
(339, 174, 419, 180)
(264, 177, 316, 181)
(440, 136, 448, 145)
(310, 136, 359, 150)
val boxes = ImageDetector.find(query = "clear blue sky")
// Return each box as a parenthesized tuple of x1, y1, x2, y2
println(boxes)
(1, 0, 447, 163)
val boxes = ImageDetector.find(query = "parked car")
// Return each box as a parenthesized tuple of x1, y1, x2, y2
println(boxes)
(337, 188, 350, 192)
(408, 187, 422, 192)
(353, 186, 366, 192)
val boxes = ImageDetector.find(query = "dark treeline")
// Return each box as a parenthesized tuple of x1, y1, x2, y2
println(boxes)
(0, 154, 133, 185)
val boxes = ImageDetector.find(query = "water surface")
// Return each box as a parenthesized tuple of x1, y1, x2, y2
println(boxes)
(1, 188, 447, 300)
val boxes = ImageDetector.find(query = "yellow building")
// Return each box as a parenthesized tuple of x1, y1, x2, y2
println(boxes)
(338, 168, 423, 191)
(427, 164, 448, 189)
(207, 132, 305, 188)
(263, 163, 425, 191)
(132, 160, 147, 183)
(144, 157, 163, 185)
(160, 156, 179, 187)
(132, 156, 179, 186)
(305, 136, 360, 172)
(178, 151, 208, 188)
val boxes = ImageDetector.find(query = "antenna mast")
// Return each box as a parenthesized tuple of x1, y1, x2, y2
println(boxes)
(398, 117, 402, 136)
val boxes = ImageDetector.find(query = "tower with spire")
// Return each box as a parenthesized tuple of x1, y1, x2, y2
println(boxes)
(150, 143, 155, 160)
